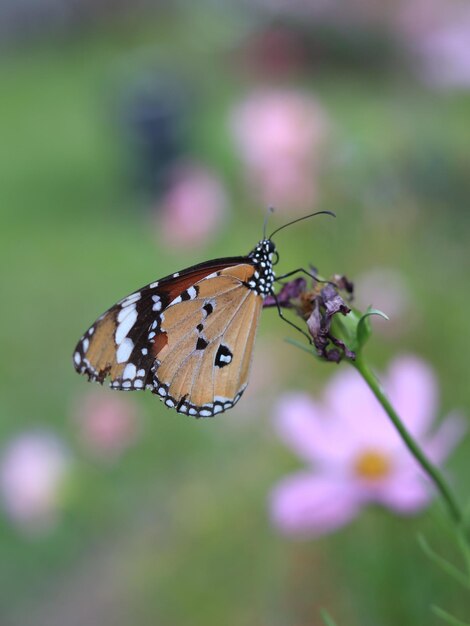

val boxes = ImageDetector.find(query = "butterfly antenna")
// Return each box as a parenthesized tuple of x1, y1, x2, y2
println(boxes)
(263, 206, 275, 239)
(269, 210, 336, 240)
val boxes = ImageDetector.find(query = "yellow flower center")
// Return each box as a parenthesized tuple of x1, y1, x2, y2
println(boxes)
(354, 449, 391, 481)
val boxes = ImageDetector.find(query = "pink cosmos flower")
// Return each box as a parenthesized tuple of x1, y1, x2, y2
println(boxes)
(0, 431, 71, 534)
(230, 89, 329, 214)
(397, 0, 470, 89)
(156, 163, 229, 249)
(270, 356, 465, 537)
(417, 18, 470, 89)
(73, 391, 139, 462)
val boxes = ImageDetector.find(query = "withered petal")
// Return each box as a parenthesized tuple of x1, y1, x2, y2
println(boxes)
(321, 284, 350, 318)
(263, 270, 356, 363)
(332, 274, 354, 296)
(263, 277, 307, 308)
(307, 286, 355, 362)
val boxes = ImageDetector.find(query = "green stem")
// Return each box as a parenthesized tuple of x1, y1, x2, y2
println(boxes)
(352, 355, 463, 528)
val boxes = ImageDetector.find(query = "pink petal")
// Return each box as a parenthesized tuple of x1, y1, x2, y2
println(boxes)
(323, 368, 403, 450)
(424, 411, 467, 465)
(270, 472, 361, 537)
(275, 393, 360, 467)
(375, 471, 433, 515)
(386, 355, 438, 438)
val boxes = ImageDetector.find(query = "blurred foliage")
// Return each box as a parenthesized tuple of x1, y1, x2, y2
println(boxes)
(0, 4, 470, 625)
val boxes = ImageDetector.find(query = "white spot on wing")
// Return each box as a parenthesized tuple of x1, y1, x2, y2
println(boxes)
(122, 363, 137, 380)
(117, 303, 135, 323)
(121, 292, 141, 306)
(74, 352, 81, 365)
(82, 338, 89, 352)
(171, 295, 182, 305)
(115, 306, 138, 344)
(214, 396, 230, 403)
(116, 338, 134, 363)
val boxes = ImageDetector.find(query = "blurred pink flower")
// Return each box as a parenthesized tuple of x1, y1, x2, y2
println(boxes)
(156, 163, 228, 249)
(230, 89, 329, 213)
(270, 356, 465, 537)
(418, 19, 470, 88)
(0, 431, 71, 534)
(74, 391, 139, 462)
(397, 0, 470, 89)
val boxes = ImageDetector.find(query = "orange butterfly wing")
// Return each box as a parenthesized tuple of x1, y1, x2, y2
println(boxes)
(152, 264, 263, 416)
(72, 258, 247, 390)
(73, 238, 276, 417)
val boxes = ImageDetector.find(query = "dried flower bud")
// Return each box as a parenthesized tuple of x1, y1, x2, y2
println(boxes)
(265, 272, 388, 362)
(305, 282, 355, 362)
(263, 277, 306, 308)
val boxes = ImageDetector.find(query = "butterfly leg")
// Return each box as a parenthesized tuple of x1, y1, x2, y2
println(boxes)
(271, 292, 313, 344)
(275, 268, 333, 285)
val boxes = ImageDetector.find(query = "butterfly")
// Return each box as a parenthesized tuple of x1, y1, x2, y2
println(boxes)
(73, 211, 334, 417)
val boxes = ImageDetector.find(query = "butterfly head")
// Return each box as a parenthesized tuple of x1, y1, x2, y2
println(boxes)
(247, 238, 277, 296)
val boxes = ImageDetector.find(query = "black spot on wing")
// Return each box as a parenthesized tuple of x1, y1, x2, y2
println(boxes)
(196, 337, 209, 351)
(215, 344, 233, 368)
(181, 285, 199, 301)
(203, 302, 214, 316)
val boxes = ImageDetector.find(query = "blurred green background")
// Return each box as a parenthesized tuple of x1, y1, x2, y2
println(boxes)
(1, 2, 470, 624)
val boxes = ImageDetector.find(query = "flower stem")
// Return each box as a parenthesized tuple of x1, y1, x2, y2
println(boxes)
(352, 355, 463, 528)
